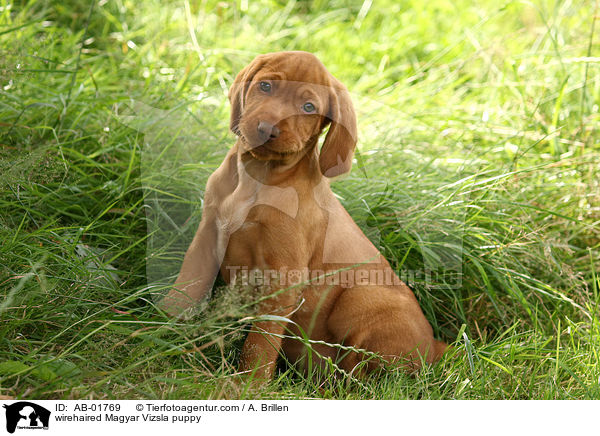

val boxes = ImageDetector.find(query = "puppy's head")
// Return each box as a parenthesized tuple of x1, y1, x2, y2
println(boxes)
(229, 51, 357, 177)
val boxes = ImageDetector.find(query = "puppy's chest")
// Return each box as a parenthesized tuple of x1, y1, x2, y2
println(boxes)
(232, 200, 318, 250)
(220, 190, 325, 269)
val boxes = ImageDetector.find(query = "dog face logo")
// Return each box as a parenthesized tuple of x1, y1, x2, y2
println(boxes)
(2, 402, 51, 434)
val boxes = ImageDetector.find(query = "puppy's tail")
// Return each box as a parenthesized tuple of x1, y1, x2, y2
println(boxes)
(429, 339, 449, 363)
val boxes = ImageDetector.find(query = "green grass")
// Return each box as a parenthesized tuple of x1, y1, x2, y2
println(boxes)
(1, 0, 599, 399)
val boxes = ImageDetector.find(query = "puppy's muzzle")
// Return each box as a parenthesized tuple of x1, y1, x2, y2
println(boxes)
(257, 120, 281, 144)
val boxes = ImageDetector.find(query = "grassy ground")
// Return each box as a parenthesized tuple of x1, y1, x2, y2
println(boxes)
(1, 0, 599, 399)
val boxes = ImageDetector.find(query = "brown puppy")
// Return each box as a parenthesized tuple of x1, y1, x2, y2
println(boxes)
(160, 51, 447, 379)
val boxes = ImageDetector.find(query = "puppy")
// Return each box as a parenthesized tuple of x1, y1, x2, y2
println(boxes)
(160, 51, 446, 379)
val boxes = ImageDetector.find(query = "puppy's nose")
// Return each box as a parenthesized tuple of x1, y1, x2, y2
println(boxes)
(257, 121, 280, 141)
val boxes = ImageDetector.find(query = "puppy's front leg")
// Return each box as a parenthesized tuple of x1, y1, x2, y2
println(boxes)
(238, 286, 301, 381)
(159, 149, 239, 317)
(158, 210, 220, 316)
(239, 320, 287, 381)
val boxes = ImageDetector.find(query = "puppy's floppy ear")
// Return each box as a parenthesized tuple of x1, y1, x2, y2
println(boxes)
(229, 55, 267, 134)
(319, 78, 357, 178)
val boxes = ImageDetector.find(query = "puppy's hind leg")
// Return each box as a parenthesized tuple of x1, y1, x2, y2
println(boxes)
(327, 286, 445, 375)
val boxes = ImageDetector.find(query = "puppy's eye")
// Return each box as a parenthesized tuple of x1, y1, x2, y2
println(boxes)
(259, 81, 271, 92)
(302, 102, 316, 113)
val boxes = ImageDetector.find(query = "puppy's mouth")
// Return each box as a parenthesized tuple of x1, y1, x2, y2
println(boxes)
(240, 136, 300, 159)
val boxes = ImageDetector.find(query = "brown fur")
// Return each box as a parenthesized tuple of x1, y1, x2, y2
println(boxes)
(160, 51, 447, 380)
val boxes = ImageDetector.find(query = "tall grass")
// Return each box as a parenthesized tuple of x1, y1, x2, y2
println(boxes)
(0, 0, 598, 399)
